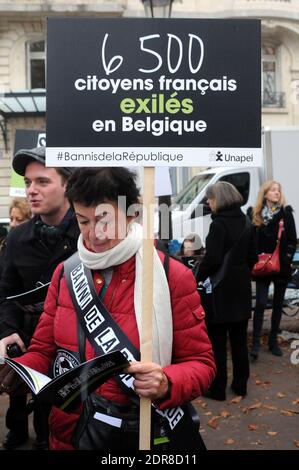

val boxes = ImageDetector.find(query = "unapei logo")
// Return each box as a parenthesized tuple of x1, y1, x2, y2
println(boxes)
(208, 150, 224, 162)
(209, 150, 254, 164)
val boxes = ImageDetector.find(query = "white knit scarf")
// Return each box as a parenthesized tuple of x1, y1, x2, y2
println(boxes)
(77, 222, 173, 367)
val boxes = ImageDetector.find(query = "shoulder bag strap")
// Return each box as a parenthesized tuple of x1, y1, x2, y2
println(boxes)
(162, 253, 201, 431)
(65, 252, 139, 396)
(65, 252, 206, 450)
(277, 219, 284, 244)
(271, 220, 284, 258)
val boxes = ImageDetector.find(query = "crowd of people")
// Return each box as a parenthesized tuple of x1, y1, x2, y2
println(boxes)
(0, 197, 32, 449)
(0, 148, 297, 450)
(177, 180, 297, 402)
(0, 147, 79, 449)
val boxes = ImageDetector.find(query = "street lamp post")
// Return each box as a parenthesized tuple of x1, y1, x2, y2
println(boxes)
(141, 0, 175, 249)
(139, 0, 176, 452)
(141, 0, 174, 18)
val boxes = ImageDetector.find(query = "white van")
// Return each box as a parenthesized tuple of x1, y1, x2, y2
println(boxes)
(169, 166, 261, 243)
(0, 217, 9, 235)
(164, 127, 299, 245)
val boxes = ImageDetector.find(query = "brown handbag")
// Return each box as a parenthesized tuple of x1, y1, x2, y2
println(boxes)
(252, 220, 284, 277)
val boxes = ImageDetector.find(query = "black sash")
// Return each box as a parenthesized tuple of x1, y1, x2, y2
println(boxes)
(64, 252, 206, 450)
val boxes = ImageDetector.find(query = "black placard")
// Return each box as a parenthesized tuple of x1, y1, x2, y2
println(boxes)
(14, 129, 45, 154)
(46, 18, 261, 167)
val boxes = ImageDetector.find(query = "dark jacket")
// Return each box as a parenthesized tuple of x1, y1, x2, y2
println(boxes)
(196, 206, 257, 323)
(248, 205, 297, 281)
(0, 236, 6, 278)
(0, 212, 79, 344)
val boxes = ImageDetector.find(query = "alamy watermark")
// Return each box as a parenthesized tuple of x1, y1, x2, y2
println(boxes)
(81, 196, 204, 246)
(290, 340, 299, 365)
(290, 80, 299, 105)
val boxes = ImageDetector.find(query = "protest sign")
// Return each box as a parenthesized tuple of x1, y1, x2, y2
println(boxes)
(46, 17, 261, 449)
(46, 18, 261, 168)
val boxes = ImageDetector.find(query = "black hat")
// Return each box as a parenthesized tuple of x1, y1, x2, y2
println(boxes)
(13, 147, 72, 177)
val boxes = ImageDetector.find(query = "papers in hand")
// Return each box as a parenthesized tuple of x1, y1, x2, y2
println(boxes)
(2, 350, 129, 413)
(3, 282, 50, 307)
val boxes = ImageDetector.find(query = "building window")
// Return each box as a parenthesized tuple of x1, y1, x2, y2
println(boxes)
(262, 44, 284, 108)
(27, 40, 45, 89)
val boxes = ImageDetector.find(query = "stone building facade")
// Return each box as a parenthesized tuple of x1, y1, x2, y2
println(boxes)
(0, 0, 299, 216)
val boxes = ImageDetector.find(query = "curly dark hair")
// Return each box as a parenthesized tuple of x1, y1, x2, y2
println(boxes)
(66, 167, 140, 212)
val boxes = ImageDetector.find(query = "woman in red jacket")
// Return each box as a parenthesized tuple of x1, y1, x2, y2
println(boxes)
(0, 167, 215, 450)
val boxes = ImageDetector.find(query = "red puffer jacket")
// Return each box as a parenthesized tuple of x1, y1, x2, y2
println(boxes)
(17, 252, 215, 450)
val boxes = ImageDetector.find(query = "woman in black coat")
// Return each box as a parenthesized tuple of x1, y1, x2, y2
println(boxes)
(0, 198, 31, 277)
(196, 182, 257, 401)
(250, 180, 297, 359)
(0, 198, 31, 449)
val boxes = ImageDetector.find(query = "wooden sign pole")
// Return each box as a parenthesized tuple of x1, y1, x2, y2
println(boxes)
(139, 166, 155, 450)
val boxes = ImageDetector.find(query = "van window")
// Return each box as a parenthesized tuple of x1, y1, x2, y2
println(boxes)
(0, 219, 9, 239)
(173, 174, 215, 210)
(219, 172, 250, 205)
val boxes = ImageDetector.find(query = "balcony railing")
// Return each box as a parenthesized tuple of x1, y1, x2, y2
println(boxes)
(262, 91, 285, 108)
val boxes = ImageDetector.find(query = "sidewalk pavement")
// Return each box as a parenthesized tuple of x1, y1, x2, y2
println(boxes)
(0, 309, 298, 451)
(197, 309, 299, 450)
